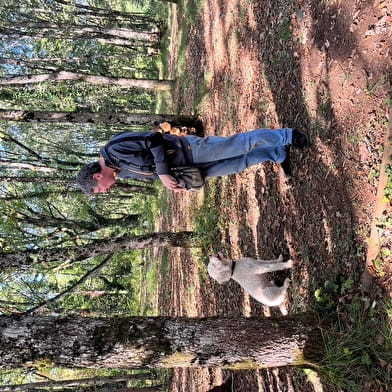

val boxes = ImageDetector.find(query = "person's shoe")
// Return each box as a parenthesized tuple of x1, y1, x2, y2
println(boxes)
(280, 147, 292, 177)
(292, 129, 310, 149)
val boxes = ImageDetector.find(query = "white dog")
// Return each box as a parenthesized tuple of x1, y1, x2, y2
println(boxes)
(207, 254, 294, 315)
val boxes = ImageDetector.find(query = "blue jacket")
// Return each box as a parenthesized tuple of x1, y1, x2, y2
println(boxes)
(100, 131, 194, 181)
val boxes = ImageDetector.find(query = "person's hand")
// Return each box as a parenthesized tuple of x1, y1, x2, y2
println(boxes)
(158, 174, 186, 192)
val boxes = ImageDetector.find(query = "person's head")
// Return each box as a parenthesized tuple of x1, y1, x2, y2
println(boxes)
(77, 159, 116, 195)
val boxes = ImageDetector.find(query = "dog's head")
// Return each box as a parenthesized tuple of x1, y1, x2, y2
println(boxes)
(207, 254, 233, 284)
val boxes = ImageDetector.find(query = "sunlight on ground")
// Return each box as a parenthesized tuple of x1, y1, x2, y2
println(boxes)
(303, 369, 325, 392)
(242, 292, 251, 316)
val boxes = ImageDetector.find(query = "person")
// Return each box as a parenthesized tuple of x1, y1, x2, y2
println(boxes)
(76, 127, 309, 194)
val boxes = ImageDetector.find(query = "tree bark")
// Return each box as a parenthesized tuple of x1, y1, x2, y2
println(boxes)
(0, 181, 155, 195)
(0, 109, 203, 132)
(0, 314, 323, 369)
(53, 0, 157, 23)
(3, 23, 158, 42)
(16, 212, 140, 232)
(0, 71, 173, 91)
(0, 57, 59, 72)
(0, 175, 74, 184)
(0, 231, 197, 269)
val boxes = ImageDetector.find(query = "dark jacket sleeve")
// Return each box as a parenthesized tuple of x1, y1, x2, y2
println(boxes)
(146, 132, 169, 175)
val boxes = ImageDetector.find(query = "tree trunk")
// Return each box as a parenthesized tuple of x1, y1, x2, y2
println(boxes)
(0, 373, 154, 392)
(53, 0, 157, 25)
(2, 189, 150, 201)
(0, 57, 58, 72)
(4, 23, 159, 42)
(2, 189, 81, 201)
(0, 71, 173, 91)
(0, 314, 323, 369)
(0, 231, 197, 269)
(0, 181, 155, 196)
(0, 175, 74, 184)
(0, 109, 203, 132)
(4, 385, 160, 392)
(19, 213, 140, 232)
(0, 161, 56, 173)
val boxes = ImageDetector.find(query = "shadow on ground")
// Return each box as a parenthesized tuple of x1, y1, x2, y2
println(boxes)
(160, 0, 392, 391)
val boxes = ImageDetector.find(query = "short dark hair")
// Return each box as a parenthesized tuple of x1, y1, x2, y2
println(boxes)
(77, 161, 101, 195)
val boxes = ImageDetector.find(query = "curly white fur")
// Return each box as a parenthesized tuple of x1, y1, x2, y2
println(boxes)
(207, 254, 293, 315)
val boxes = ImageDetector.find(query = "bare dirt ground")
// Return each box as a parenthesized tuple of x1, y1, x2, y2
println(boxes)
(157, 0, 392, 391)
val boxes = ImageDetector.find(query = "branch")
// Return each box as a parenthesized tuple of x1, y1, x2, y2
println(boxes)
(23, 254, 114, 315)
(0, 130, 47, 163)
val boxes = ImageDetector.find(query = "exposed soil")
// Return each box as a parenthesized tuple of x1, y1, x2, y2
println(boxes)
(157, 1, 392, 391)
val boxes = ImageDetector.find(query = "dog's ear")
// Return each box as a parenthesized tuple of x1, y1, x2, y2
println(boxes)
(208, 255, 221, 265)
(209, 253, 228, 263)
(216, 252, 225, 260)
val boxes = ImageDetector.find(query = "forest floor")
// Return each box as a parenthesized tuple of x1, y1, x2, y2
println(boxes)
(156, 0, 391, 391)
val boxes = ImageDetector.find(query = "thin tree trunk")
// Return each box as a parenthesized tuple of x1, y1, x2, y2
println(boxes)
(18, 212, 140, 232)
(0, 374, 153, 392)
(0, 175, 74, 183)
(1, 189, 81, 201)
(0, 71, 173, 91)
(0, 231, 197, 269)
(0, 56, 156, 74)
(45, 290, 130, 297)
(0, 180, 155, 195)
(5, 23, 158, 41)
(0, 57, 58, 72)
(0, 161, 56, 173)
(0, 109, 203, 131)
(0, 314, 323, 369)
(53, 0, 158, 24)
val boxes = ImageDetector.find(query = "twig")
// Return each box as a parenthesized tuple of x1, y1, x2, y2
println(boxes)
(23, 253, 114, 315)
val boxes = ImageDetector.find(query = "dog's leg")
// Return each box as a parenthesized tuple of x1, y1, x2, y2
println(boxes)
(279, 304, 288, 316)
(263, 278, 290, 314)
(252, 258, 294, 274)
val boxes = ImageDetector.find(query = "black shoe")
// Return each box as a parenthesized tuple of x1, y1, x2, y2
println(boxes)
(280, 147, 292, 177)
(292, 129, 310, 149)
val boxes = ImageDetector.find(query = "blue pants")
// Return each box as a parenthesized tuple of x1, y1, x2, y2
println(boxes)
(186, 128, 293, 178)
